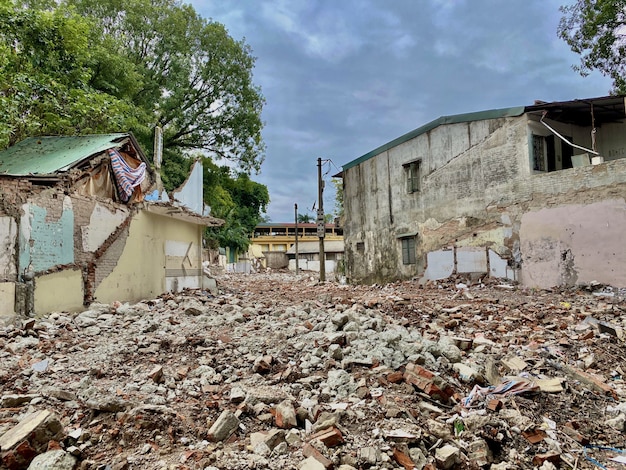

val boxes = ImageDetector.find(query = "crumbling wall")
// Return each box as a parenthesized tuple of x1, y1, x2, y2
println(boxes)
(344, 113, 626, 288)
(19, 194, 74, 273)
(93, 210, 203, 304)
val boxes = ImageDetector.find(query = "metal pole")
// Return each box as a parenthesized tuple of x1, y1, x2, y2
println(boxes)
(294, 203, 299, 275)
(317, 158, 326, 282)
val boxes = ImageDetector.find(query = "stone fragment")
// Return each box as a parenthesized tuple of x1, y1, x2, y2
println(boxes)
(26, 449, 77, 469)
(147, 365, 163, 383)
(358, 447, 378, 466)
(452, 363, 481, 383)
(207, 410, 240, 442)
(434, 444, 460, 469)
(299, 456, 327, 470)
(274, 400, 297, 429)
(468, 439, 492, 467)
(229, 387, 246, 403)
(253, 355, 273, 374)
(42, 389, 77, 402)
(0, 410, 64, 469)
(0, 394, 38, 408)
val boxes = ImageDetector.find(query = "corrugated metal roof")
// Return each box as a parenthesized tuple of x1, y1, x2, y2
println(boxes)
(0, 133, 130, 176)
(342, 106, 526, 172)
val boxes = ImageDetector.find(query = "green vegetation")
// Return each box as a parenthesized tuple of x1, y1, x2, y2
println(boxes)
(0, 0, 268, 250)
(559, 0, 626, 93)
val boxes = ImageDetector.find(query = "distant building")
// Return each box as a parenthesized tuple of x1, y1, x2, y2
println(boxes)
(249, 223, 344, 272)
(339, 95, 626, 288)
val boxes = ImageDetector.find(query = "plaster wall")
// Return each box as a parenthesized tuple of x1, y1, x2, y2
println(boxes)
(34, 269, 83, 315)
(81, 202, 128, 252)
(94, 210, 202, 304)
(171, 160, 204, 215)
(520, 198, 626, 288)
(0, 216, 17, 281)
(0, 282, 16, 322)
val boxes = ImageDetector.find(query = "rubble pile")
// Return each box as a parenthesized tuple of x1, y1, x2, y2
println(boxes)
(1, 272, 625, 470)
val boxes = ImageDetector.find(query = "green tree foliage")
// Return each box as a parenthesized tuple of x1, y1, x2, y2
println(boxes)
(331, 177, 344, 219)
(69, 0, 266, 173)
(559, 0, 626, 93)
(202, 158, 269, 253)
(0, 1, 136, 147)
(297, 213, 313, 223)
(0, 0, 269, 250)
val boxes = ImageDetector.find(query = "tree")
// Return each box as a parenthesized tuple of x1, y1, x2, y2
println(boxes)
(297, 213, 313, 223)
(559, 0, 626, 93)
(67, 0, 266, 173)
(0, 1, 136, 148)
(331, 177, 344, 219)
(202, 158, 269, 252)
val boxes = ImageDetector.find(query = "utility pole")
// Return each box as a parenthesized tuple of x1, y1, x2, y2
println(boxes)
(294, 203, 299, 275)
(317, 158, 326, 282)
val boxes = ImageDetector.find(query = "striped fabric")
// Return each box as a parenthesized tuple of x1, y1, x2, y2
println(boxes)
(108, 148, 147, 202)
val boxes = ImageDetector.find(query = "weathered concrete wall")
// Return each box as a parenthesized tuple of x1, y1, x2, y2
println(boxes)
(343, 112, 626, 287)
(520, 198, 626, 288)
(34, 269, 84, 315)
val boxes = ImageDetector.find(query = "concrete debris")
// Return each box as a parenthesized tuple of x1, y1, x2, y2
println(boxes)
(0, 271, 625, 469)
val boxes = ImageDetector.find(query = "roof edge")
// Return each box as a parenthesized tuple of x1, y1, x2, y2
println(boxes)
(342, 106, 526, 172)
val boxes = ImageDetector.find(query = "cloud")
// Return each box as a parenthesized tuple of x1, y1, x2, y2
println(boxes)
(189, 0, 613, 222)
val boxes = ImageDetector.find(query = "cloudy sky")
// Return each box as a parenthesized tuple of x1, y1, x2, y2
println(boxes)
(189, 0, 612, 223)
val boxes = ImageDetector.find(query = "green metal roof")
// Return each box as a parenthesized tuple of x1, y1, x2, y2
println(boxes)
(342, 106, 526, 171)
(0, 133, 130, 176)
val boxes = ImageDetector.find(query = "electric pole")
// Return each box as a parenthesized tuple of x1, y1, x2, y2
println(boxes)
(317, 158, 326, 282)
(294, 203, 299, 275)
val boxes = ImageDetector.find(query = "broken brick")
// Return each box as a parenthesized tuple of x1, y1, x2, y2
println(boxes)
(302, 443, 333, 469)
(309, 427, 344, 447)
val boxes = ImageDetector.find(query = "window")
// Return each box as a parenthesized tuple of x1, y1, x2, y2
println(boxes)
(532, 133, 574, 173)
(401, 237, 416, 265)
(404, 160, 421, 193)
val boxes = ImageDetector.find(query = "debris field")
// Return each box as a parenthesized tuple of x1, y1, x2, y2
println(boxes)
(1, 272, 626, 470)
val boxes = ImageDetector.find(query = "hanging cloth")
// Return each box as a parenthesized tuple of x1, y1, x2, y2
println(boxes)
(108, 148, 147, 202)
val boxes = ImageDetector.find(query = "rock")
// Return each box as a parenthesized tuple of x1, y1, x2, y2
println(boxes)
(0, 410, 64, 469)
(274, 400, 297, 429)
(0, 394, 38, 408)
(26, 450, 77, 469)
(299, 456, 326, 470)
(207, 410, 240, 442)
(435, 444, 460, 469)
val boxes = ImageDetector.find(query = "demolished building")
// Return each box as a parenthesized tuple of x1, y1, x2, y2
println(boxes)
(339, 95, 626, 288)
(0, 133, 222, 321)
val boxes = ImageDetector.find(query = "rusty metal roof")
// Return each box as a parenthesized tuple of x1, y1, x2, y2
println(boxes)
(0, 133, 132, 176)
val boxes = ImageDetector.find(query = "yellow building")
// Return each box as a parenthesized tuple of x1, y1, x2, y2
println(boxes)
(249, 223, 343, 269)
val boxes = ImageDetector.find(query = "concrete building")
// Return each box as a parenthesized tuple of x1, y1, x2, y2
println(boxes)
(0, 133, 222, 321)
(339, 95, 626, 288)
(249, 223, 344, 272)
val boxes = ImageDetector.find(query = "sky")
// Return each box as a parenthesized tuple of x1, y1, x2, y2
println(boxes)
(189, 0, 613, 223)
